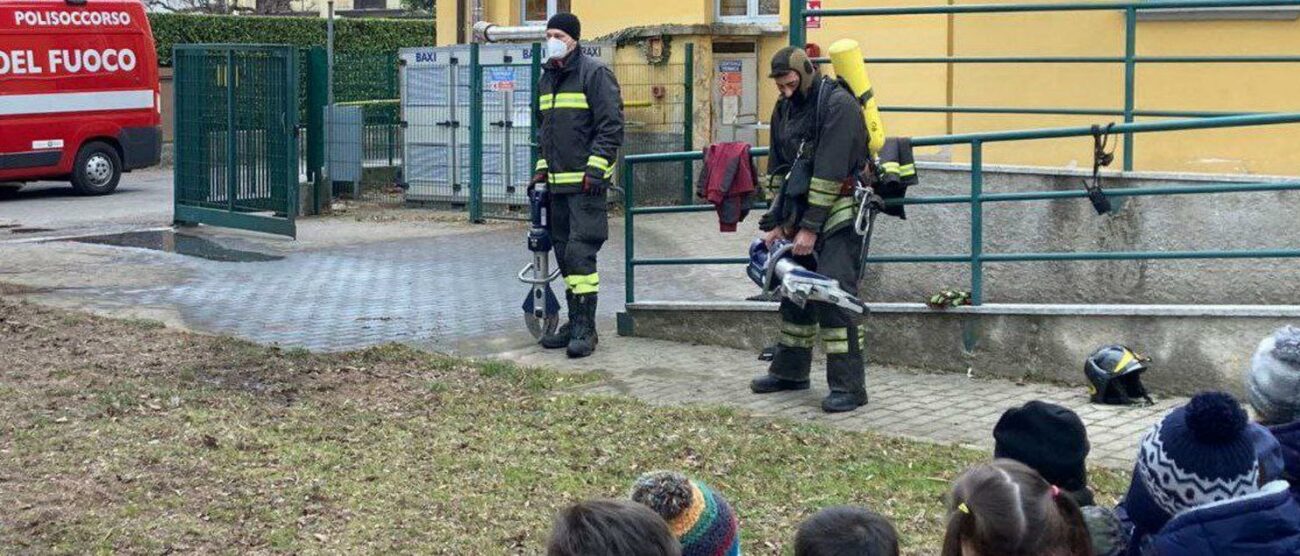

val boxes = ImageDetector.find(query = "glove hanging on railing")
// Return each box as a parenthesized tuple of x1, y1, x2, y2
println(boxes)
(1084, 123, 1117, 215)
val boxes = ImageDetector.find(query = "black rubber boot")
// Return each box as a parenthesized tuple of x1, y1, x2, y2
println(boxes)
(822, 321, 868, 413)
(539, 290, 574, 349)
(566, 293, 598, 358)
(822, 391, 868, 413)
(750, 374, 811, 394)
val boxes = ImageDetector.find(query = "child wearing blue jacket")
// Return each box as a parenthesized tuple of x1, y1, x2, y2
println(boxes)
(1246, 325, 1300, 502)
(1116, 391, 1300, 556)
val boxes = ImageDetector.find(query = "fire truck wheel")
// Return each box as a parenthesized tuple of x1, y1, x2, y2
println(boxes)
(71, 142, 122, 196)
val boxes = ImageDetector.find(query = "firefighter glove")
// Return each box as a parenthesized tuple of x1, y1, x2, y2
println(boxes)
(582, 168, 610, 197)
(528, 171, 547, 195)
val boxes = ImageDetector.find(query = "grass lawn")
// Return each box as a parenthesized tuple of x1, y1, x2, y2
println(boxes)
(0, 297, 1131, 554)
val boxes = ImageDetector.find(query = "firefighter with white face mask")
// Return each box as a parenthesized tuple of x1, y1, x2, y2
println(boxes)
(532, 13, 625, 358)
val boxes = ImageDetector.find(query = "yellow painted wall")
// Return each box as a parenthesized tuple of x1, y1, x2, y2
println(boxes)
(437, 0, 1300, 175)
(944, 1, 1300, 174)
(804, 1, 950, 146)
(437, 0, 521, 45)
(1134, 19, 1300, 174)
(438, 0, 712, 45)
(570, 0, 714, 37)
(612, 39, 698, 146)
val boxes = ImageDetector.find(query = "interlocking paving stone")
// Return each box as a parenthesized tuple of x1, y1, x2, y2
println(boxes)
(14, 210, 1190, 468)
(496, 334, 1187, 468)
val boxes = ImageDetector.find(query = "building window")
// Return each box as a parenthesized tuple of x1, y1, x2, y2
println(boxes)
(524, 0, 572, 24)
(718, 0, 779, 22)
(354, 0, 385, 10)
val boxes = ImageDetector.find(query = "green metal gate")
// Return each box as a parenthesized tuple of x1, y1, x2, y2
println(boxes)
(173, 45, 300, 238)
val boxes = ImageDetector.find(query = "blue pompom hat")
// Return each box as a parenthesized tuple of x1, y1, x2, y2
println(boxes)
(1123, 391, 1260, 536)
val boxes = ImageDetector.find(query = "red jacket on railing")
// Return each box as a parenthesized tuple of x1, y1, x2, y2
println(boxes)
(697, 142, 759, 232)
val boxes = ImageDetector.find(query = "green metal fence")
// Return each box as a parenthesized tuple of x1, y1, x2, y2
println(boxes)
(620, 112, 1300, 305)
(789, 0, 1300, 171)
(613, 43, 695, 205)
(328, 51, 405, 205)
(173, 45, 299, 238)
(446, 42, 698, 222)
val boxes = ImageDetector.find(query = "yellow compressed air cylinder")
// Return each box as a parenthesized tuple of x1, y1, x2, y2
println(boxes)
(829, 39, 886, 156)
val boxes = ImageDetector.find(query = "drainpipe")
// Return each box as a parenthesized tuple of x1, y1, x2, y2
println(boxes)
(473, 21, 547, 43)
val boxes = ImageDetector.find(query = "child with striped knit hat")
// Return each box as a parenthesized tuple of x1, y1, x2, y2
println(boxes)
(630, 471, 742, 556)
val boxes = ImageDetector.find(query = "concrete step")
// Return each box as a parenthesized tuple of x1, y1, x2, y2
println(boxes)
(619, 301, 1300, 397)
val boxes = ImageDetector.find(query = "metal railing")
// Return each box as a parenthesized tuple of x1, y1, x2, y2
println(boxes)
(621, 112, 1300, 305)
(789, 0, 1300, 170)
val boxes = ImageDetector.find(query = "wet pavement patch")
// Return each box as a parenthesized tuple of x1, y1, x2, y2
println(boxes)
(63, 230, 284, 263)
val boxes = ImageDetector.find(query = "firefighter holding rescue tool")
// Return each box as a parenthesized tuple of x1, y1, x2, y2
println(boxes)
(751, 46, 870, 413)
(532, 13, 625, 358)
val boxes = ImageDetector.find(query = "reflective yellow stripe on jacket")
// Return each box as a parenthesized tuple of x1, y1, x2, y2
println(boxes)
(823, 196, 859, 232)
(549, 171, 585, 185)
(808, 178, 842, 207)
(882, 161, 916, 178)
(539, 92, 590, 111)
(588, 155, 615, 179)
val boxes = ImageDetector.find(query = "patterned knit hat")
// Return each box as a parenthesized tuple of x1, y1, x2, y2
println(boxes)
(1123, 391, 1260, 535)
(1246, 325, 1300, 425)
(630, 471, 741, 556)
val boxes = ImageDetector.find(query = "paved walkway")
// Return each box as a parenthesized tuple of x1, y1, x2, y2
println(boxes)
(0, 211, 761, 353)
(0, 204, 1184, 468)
(495, 334, 1185, 469)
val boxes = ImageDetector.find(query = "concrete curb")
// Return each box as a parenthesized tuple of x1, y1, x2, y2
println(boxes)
(621, 302, 1300, 396)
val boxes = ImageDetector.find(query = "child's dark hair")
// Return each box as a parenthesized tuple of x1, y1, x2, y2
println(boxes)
(941, 459, 1093, 556)
(547, 498, 683, 556)
(794, 505, 900, 556)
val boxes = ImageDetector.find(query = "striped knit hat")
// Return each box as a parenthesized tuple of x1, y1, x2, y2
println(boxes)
(630, 471, 741, 556)
(1123, 391, 1260, 537)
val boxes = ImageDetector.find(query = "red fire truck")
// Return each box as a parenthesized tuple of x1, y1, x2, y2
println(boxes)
(0, 0, 161, 195)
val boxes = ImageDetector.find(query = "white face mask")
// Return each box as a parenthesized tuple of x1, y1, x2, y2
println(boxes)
(546, 38, 569, 61)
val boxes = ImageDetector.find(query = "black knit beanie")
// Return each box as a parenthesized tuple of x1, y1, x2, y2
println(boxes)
(994, 400, 1091, 493)
(546, 12, 581, 41)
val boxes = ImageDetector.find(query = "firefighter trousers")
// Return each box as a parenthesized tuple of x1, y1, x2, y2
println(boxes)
(767, 227, 867, 396)
(551, 192, 608, 295)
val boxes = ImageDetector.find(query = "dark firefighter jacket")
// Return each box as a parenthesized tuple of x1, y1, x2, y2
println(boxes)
(763, 76, 868, 235)
(534, 47, 625, 195)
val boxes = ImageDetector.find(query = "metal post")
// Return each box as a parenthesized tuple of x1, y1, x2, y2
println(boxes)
(306, 47, 328, 214)
(504, 83, 514, 201)
(469, 43, 484, 223)
(287, 47, 300, 221)
(530, 42, 541, 175)
(388, 53, 397, 166)
(226, 50, 237, 213)
(449, 59, 460, 198)
(624, 161, 636, 305)
(681, 43, 695, 205)
(1123, 7, 1137, 171)
(790, 0, 807, 46)
(970, 140, 984, 305)
(326, 1, 335, 196)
